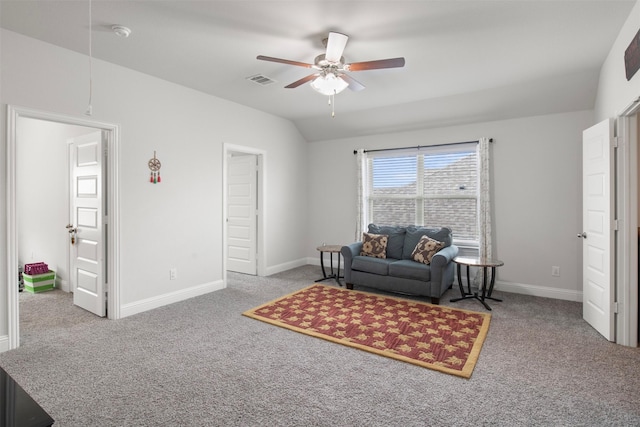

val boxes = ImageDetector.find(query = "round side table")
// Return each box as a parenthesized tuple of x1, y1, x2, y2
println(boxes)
(450, 256, 504, 310)
(314, 245, 343, 286)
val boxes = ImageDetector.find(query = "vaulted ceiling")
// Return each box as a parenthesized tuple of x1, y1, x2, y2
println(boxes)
(0, 1, 635, 141)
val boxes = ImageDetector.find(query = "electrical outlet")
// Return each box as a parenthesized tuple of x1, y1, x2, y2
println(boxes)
(169, 268, 177, 280)
(551, 266, 560, 277)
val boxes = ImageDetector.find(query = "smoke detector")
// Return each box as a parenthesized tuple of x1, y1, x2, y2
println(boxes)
(111, 25, 131, 38)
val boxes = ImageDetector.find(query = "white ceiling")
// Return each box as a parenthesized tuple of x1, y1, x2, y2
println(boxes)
(0, 1, 635, 141)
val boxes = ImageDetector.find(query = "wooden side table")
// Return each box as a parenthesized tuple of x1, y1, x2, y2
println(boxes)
(450, 256, 504, 310)
(315, 245, 343, 286)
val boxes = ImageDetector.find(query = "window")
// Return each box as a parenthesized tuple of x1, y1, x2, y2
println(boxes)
(364, 143, 479, 248)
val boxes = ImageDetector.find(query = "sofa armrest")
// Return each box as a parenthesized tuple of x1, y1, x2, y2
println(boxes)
(341, 242, 362, 283)
(341, 242, 362, 262)
(431, 245, 459, 267)
(430, 245, 459, 288)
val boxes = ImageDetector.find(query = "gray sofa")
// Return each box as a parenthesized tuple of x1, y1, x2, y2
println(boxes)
(341, 224, 459, 304)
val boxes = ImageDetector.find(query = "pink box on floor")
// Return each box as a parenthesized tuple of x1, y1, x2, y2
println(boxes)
(24, 262, 49, 275)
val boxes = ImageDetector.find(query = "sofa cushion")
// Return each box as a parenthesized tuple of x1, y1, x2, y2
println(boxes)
(411, 235, 445, 265)
(351, 256, 394, 276)
(402, 226, 452, 259)
(368, 224, 406, 260)
(388, 260, 431, 282)
(360, 232, 388, 258)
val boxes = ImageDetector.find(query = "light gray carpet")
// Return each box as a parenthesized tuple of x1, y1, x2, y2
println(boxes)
(1, 265, 639, 426)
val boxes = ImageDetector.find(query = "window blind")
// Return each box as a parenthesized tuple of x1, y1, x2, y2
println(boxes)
(364, 143, 479, 245)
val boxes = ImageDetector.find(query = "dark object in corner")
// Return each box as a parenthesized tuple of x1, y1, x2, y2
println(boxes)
(0, 366, 54, 426)
(624, 27, 640, 81)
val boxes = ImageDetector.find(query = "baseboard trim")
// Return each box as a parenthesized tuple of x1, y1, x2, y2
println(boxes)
(120, 280, 225, 319)
(453, 275, 582, 302)
(305, 260, 583, 302)
(57, 278, 70, 293)
(265, 258, 308, 276)
(0, 335, 9, 353)
(307, 256, 333, 267)
(493, 280, 582, 302)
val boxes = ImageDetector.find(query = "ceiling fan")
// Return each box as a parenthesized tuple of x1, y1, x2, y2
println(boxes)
(257, 32, 405, 96)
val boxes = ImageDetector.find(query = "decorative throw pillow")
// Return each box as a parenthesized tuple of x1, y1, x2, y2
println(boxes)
(411, 235, 445, 265)
(368, 224, 406, 260)
(402, 226, 452, 259)
(360, 232, 388, 259)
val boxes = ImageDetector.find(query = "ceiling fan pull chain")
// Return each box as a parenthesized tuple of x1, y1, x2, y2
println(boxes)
(331, 91, 336, 118)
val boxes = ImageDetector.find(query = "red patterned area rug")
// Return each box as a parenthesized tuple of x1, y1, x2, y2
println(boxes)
(243, 284, 491, 378)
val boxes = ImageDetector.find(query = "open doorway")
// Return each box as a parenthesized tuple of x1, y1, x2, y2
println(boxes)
(17, 119, 96, 293)
(6, 106, 121, 351)
(226, 152, 258, 275)
(616, 98, 640, 347)
(222, 143, 266, 283)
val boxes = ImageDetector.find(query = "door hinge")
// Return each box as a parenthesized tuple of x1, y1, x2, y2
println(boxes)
(613, 136, 619, 148)
(613, 301, 619, 314)
(614, 219, 619, 231)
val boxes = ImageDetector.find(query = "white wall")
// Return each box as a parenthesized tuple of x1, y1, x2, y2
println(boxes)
(16, 118, 95, 291)
(1, 1, 637, 346)
(307, 110, 594, 301)
(594, 1, 640, 344)
(595, 0, 640, 119)
(0, 28, 309, 341)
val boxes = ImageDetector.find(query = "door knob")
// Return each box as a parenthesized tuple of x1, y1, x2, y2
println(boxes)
(577, 232, 587, 239)
(66, 224, 78, 244)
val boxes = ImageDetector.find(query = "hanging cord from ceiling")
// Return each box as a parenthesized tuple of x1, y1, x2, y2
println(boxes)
(328, 90, 336, 118)
(85, 0, 93, 116)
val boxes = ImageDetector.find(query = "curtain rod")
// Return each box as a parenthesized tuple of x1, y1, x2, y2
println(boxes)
(352, 138, 493, 155)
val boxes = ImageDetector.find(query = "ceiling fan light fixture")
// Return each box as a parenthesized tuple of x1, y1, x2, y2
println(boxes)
(310, 73, 348, 96)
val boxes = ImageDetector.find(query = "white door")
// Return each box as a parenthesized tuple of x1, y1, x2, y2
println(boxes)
(69, 131, 106, 316)
(227, 154, 257, 275)
(582, 119, 615, 340)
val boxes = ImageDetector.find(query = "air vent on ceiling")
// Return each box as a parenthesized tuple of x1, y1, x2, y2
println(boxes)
(247, 74, 276, 86)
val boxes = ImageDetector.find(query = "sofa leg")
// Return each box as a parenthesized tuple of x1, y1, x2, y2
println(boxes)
(346, 283, 354, 290)
(431, 297, 440, 305)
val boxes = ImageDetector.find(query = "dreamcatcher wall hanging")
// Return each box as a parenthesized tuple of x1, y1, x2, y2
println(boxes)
(148, 151, 161, 184)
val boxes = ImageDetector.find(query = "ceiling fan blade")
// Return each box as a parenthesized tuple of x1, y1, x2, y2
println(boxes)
(285, 74, 319, 88)
(340, 73, 366, 92)
(346, 57, 405, 71)
(257, 55, 313, 68)
(325, 32, 349, 63)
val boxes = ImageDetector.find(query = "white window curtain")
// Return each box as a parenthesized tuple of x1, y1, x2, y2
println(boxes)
(478, 137, 492, 260)
(474, 137, 493, 285)
(355, 148, 367, 241)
